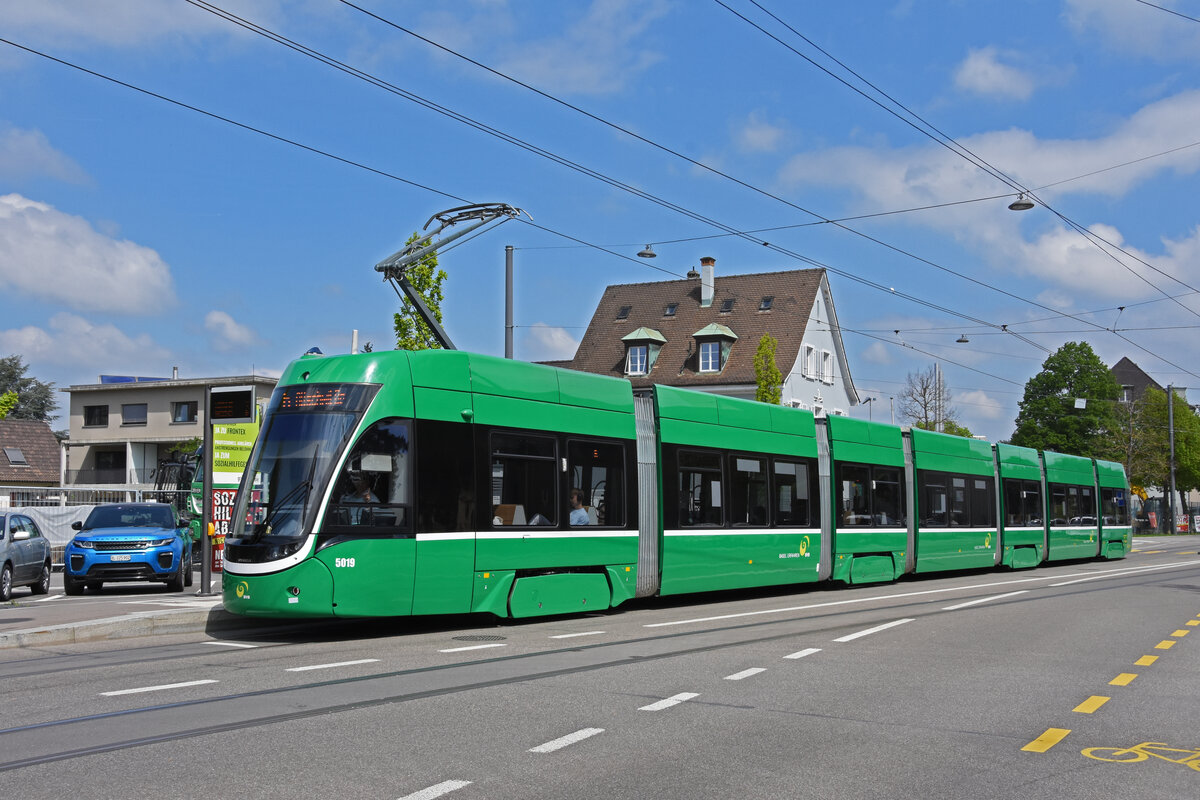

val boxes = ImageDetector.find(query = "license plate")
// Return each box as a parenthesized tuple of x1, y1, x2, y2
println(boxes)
(110, 554, 132, 562)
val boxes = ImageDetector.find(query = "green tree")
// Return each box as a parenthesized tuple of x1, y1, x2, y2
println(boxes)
(914, 418, 974, 438)
(0, 391, 16, 419)
(1123, 387, 1200, 509)
(1010, 341, 1120, 458)
(0, 354, 58, 421)
(753, 333, 782, 404)
(392, 232, 448, 350)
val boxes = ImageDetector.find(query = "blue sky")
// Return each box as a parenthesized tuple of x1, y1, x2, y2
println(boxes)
(2, 0, 1200, 441)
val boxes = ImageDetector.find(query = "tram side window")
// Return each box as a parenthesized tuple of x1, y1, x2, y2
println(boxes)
(1049, 484, 1069, 525)
(773, 459, 813, 527)
(567, 440, 624, 527)
(840, 464, 904, 527)
(949, 476, 968, 526)
(414, 420, 475, 533)
(921, 472, 948, 526)
(678, 450, 723, 527)
(1074, 486, 1096, 525)
(1101, 488, 1129, 525)
(730, 455, 768, 527)
(490, 432, 557, 526)
(874, 467, 903, 526)
(1003, 479, 1042, 526)
(325, 418, 412, 534)
(970, 477, 995, 527)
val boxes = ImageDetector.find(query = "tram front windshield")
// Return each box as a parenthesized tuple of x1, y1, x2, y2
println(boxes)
(228, 383, 378, 561)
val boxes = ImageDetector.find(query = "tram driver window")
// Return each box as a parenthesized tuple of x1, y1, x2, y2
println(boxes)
(490, 432, 557, 526)
(325, 418, 411, 533)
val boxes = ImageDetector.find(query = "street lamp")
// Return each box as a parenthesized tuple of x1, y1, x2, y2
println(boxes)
(1008, 193, 1035, 211)
(637, 244, 657, 258)
(862, 396, 875, 420)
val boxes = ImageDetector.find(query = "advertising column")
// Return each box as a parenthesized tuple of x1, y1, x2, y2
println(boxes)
(209, 421, 259, 572)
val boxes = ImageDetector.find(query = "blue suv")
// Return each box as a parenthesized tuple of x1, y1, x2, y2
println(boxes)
(65, 503, 193, 594)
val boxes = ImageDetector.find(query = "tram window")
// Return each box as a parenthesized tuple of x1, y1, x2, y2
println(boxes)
(415, 420, 475, 533)
(324, 418, 412, 535)
(949, 476, 968, 526)
(1065, 485, 1081, 522)
(1049, 484, 1069, 525)
(490, 432, 557, 526)
(1073, 486, 1096, 525)
(873, 467, 903, 526)
(970, 477, 994, 527)
(921, 472, 948, 526)
(567, 440, 624, 527)
(1101, 488, 1129, 525)
(838, 464, 871, 526)
(730, 455, 768, 527)
(678, 449, 722, 527)
(773, 459, 812, 527)
(1003, 479, 1042, 526)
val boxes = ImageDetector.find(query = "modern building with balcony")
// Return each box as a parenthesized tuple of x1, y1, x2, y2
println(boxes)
(64, 373, 277, 487)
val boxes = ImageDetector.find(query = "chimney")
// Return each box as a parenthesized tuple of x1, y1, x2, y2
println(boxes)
(172, 366, 178, 380)
(700, 256, 715, 307)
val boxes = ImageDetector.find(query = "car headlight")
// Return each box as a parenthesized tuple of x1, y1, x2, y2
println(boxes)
(149, 538, 175, 547)
(72, 539, 94, 549)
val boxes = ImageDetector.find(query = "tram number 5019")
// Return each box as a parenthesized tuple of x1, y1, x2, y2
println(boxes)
(335, 557, 357, 568)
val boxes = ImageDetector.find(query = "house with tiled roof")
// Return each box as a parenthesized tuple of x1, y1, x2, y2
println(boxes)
(0, 418, 62, 502)
(563, 258, 859, 415)
(1110, 357, 1162, 404)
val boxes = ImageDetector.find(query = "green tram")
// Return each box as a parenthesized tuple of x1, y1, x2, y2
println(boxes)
(222, 349, 1131, 619)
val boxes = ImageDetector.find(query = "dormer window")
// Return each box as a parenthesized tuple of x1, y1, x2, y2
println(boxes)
(719, 299, 735, 313)
(621, 327, 667, 377)
(664, 303, 677, 317)
(691, 323, 738, 375)
(4, 447, 28, 467)
(699, 341, 720, 372)
(615, 305, 631, 321)
(759, 296, 773, 311)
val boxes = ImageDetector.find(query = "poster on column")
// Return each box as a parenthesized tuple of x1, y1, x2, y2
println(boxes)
(209, 422, 259, 536)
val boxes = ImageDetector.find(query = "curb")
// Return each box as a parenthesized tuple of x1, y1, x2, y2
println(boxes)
(0, 605, 267, 650)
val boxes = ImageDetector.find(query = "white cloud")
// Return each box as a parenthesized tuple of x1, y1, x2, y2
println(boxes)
(1065, 0, 1200, 62)
(860, 341, 893, 365)
(0, 126, 88, 183)
(954, 47, 1036, 101)
(956, 388, 1005, 420)
(520, 324, 579, 362)
(205, 311, 258, 351)
(736, 111, 785, 153)
(0, 312, 170, 369)
(492, 0, 671, 94)
(2, 0, 283, 49)
(0, 193, 176, 313)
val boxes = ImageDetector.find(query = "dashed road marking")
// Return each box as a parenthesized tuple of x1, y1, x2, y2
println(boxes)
(286, 658, 380, 672)
(1109, 673, 1137, 686)
(439, 643, 507, 653)
(1155, 640, 1176, 650)
(102, 679, 218, 696)
(1135, 655, 1158, 666)
(1073, 696, 1110, 714)
(942, 590, 1028, 610)
(1022, 728, 1071, 753)
(1170, 629, 1189, 637)
(397, 780, 472, 800)
(724, 667, 766, 681)
(205, 641, 259, 648)
(783, 647, 822, 660)
(549, 631, 605, 639)
(528, 728, 604, 753)
(833, 618, 914, 642)
(1185, 620, 1199, 627)
(639, 692, 699, 711)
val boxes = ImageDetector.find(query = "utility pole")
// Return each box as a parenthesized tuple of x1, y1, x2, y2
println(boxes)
(505, 245, 514, 359)
(1168, 384, 1178, 534)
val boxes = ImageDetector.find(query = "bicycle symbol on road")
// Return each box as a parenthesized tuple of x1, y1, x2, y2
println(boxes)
(1082, 742, 1200, 772)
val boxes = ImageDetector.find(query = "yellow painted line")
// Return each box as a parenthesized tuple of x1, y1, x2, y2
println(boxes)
(1155, 640, 1176, 650)
(1022, 728, 1071, 753)
(1135, 655, 1158, 666)
(1073, 696, 1110, 714)
(1171, 629, 1189, 637)
(1185, 620, 1199, 627)
(1109, 673, 1137, 686)
(1140, 549, 1164, 554)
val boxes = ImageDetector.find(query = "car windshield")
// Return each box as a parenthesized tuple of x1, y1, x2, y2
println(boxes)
(229, 384, 377, 548)
(84, 505, 175, 530)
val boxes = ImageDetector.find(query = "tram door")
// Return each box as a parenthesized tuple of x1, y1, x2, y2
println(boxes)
(326, 419, 415, 616)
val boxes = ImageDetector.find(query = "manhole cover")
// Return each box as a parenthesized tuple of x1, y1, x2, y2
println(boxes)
(451, 634, 507, 642)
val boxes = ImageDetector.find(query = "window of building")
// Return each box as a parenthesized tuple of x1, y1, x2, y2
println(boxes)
(676, 449, 723, 527)
(1121, 385, 1134, 403)
(664, 303, 677, 317)
(489, 432, 557, 526)
(84, 405, 109, 427)
(4, 447, 28, 467)
(567, 440, 625, 527)
(626, 345, 648, 376)
(802, 345, 815, 378)
(759, 296, 773, 311)
(821, 351, 834, 384)
(172, 401, 198, 423)
(615, 305, 632, 320)
(698, 341, 721, 373)
(719, 298, 735, 313)
(121, 403, 147, 426)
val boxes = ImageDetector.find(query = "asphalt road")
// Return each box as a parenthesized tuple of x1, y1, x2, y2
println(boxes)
(1, 536, 1197, 800)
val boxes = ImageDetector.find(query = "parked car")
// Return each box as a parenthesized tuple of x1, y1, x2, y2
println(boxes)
(1, 512, 53, 600)
(64, 503, 193, 594)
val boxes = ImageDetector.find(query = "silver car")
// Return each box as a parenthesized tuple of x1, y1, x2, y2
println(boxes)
(1, 512, 52, 600)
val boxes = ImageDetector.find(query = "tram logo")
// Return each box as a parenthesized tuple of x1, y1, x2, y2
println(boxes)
(235, 581, 250, 599)
(799, 535, 811, 557)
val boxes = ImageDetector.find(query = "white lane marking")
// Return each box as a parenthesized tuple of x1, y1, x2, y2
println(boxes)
(33, 594, 64, 602)
(942, 590, 1029, 610)
(833, 618, 914, 642)
(725, 667, 766, 681)
(783, 647, 822, 660)
(639, 692, 700, 711)
(438, 643, 508, 653)
(286, 658, 380, 672)
(550, 631, 605, 639)
(101, 679, 218, 696)
(529, 728, 605, 753)
(204, 641, 260, 648)
(1049, 560, 1198, 586)
(643, 560, 1200, 628)
(397, 780, 473, 800)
